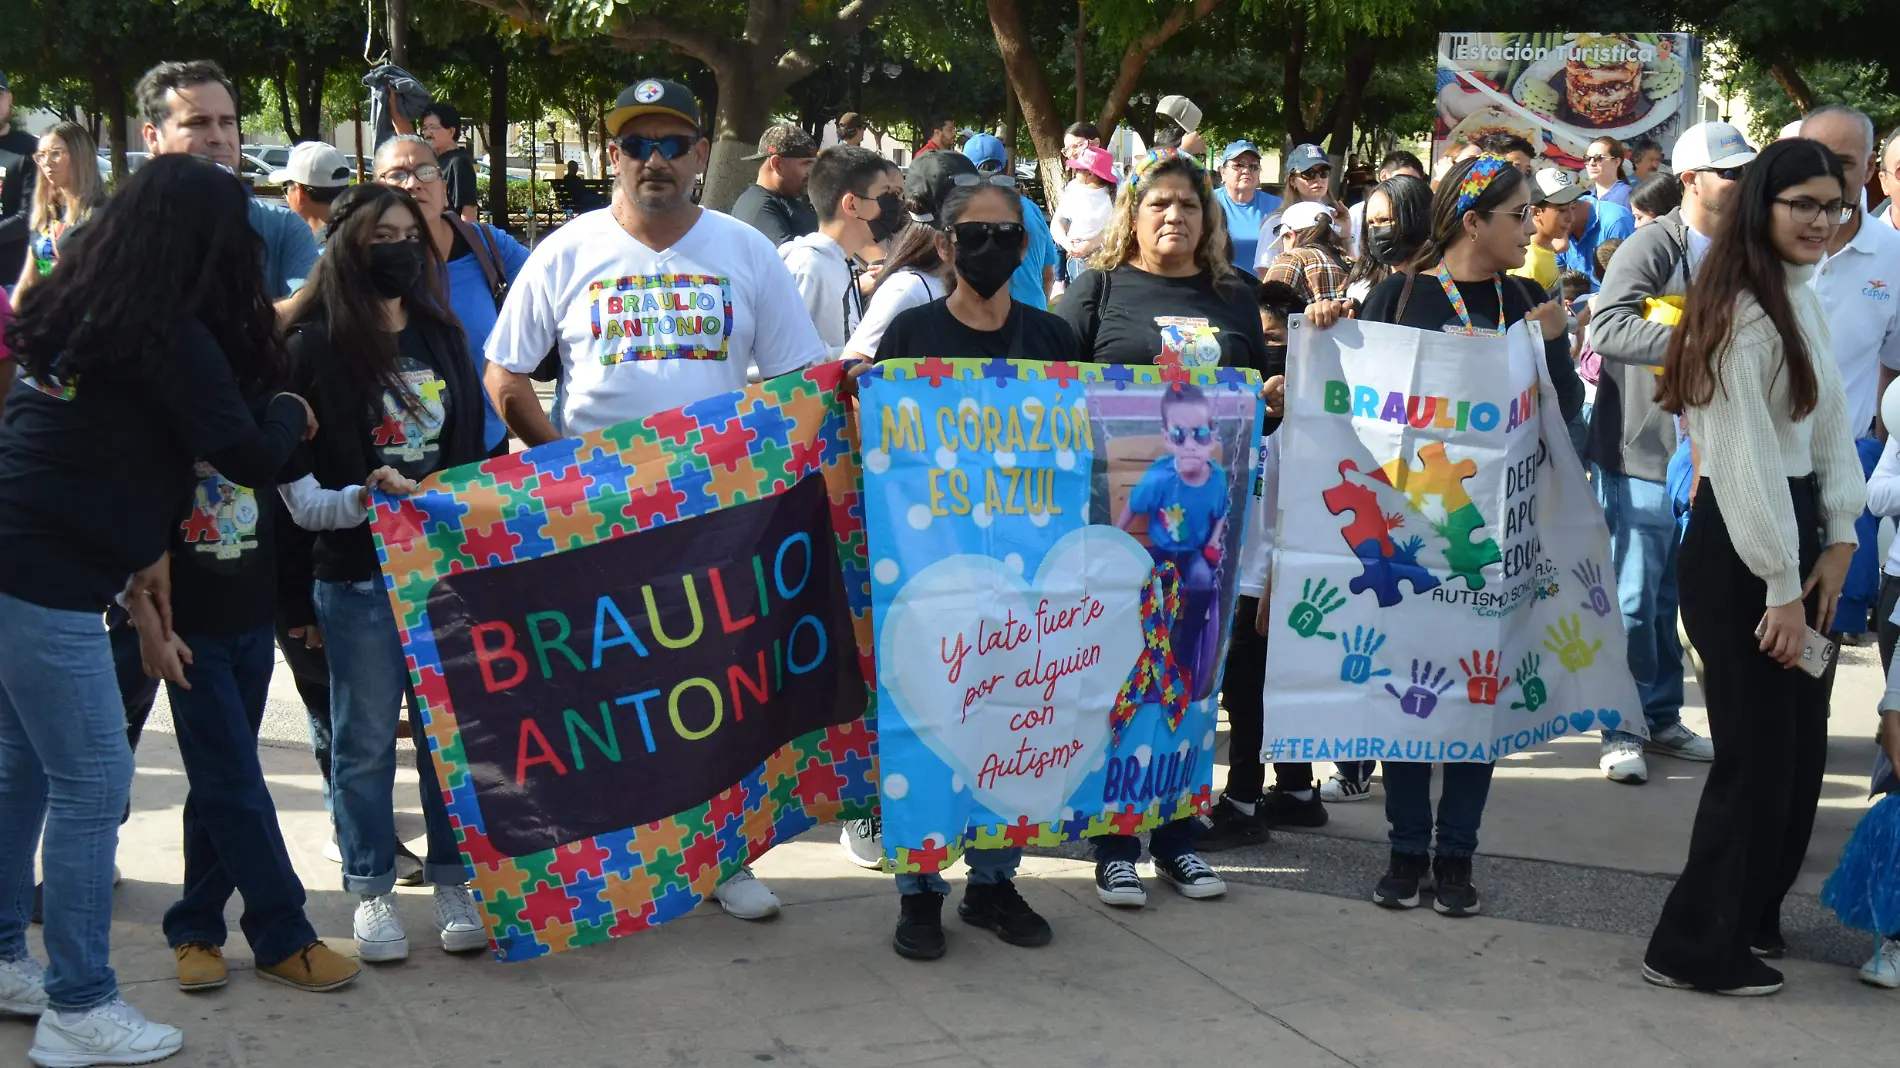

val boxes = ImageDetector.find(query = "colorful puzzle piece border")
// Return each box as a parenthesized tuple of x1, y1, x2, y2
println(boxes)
(867, 358, 1260, 392)
(369, 363, 878, 962)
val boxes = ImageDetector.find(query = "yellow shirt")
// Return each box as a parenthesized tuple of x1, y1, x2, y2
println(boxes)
(1511, 242, 1558, 291)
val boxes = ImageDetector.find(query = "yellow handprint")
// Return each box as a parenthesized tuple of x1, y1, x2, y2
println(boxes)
(1542, 614, 1601, 673)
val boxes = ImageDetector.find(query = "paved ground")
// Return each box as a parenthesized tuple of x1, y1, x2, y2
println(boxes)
(18, 640, 1894, 1067)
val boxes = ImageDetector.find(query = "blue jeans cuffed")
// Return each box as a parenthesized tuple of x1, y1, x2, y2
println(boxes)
(1594, 466, 1685, 741)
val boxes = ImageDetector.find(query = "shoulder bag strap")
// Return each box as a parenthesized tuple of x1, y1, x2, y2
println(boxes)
(447, 213, 507, 311)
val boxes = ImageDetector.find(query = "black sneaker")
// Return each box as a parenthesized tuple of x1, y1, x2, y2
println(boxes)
(1431, 855, 1481, 917)
(1260, 788, 1329, 829)
(893, 892, 947, 960)
(1195, 796, 1269, 852)
(958, 879, 1053, 947)
(1642, 957, 1784, 997)
(1153, 852, 1226, 899)
(1749, 927, 1786, 959)
(1094, 860, 1147, 908)
(1373, 851, 1431, 909)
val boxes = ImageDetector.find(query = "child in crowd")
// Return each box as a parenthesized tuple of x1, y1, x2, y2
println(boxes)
(781, 146, 903, 359)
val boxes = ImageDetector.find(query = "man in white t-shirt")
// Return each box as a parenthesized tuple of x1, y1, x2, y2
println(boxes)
(485, 79, 827, 446)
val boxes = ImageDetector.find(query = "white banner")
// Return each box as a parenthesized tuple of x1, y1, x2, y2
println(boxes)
(1262, 318, 1640, 765)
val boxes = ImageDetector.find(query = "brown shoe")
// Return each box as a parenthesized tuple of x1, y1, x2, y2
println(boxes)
(174, 942, 227, 991)
(258, 941, 361, 992)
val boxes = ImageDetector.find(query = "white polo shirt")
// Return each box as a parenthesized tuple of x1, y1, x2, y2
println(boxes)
(1812, 216, 1900, 438)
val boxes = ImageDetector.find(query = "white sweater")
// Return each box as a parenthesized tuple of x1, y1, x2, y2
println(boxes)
(1687, 263, 1866, 607)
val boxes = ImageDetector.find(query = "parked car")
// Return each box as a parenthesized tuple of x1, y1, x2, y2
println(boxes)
(243, 144, 291, 170)
(94, 149, 153, 181)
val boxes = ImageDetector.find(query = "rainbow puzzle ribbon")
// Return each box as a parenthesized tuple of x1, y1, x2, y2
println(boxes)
(1110, 562, 1191, 745)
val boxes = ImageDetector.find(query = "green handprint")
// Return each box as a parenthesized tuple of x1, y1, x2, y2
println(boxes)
(1510, 653, 1547, 711)
(1288, 578, 1347, 639)
(1542, 615, 1602, 672)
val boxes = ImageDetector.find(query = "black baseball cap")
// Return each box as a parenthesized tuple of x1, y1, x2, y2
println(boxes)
(903, 150, 978, 223)
(604, 79, 701, 137)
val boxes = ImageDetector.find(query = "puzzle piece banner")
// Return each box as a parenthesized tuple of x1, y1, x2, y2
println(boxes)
(1263, 320, 1640, 766)
(369, 362, 876, 961)
(861, 359, 1262, 874)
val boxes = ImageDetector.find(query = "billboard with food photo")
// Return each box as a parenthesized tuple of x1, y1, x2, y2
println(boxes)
(1435, 33, 1697, 169)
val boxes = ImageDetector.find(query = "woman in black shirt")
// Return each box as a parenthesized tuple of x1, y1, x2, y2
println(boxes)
(278, 183, 488, 964)
(0, 155, 310, 1059)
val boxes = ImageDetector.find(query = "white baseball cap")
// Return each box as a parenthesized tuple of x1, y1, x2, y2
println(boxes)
(1156, 95, 1203, 133)
(271, 141, 352, 188)
(1531, 166, 1585, 205)
(1671, 121, 1757, 174)
(1280, 200, 1335, 235)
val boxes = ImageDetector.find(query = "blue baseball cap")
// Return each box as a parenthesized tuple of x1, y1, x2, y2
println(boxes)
(961, 133, 1009, 174)
(1286, 143, 1330, 175)
(1220, 140, 1261, 165)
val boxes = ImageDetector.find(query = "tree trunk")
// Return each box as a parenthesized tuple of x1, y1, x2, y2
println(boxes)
(1094, 0, 1224, 137)
(1324, 38, 1376, 192)
(89, 59, 129, 183)
(272, 63, 297, 143)
(1281, 9, 1314, 146)
(1003, 79, 1019, 169)
(387, 0, 409, 68)
(987, 0, 1068, 207)
(597, 102, 609, 179)
(701, 57, 771, 212)
(487, 53, 508, 228)
(295, 61, 328, 142)
(1769, 60, 1815, 113)
(1073, 0, 1086, 124)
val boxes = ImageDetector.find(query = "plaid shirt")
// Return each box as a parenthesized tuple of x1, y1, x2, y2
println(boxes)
(1265, 245, 1353, 304)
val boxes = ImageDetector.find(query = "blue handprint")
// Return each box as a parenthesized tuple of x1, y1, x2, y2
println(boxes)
(1385, 659, 1454, 720)
(1338, 626, 1392, 684)
(1572, 560, 1613, 618)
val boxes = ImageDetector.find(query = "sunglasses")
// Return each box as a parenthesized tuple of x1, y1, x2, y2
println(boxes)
(1584, 154, 1617, 164)
(618, 134, 697, 161)
(1167, 425, 1215, 446)
(1705, 166, 1747, 182)
(950, 173, 1018, 190)
(949, 221, 1027, 252)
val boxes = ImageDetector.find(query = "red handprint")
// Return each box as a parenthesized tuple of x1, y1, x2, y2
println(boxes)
(1458, 649, 1512, 706)
(1383, 512, 1406, 532)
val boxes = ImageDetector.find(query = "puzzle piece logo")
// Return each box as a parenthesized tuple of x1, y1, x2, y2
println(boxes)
(1322, 460, 1440, 607)
(1380, 442, 1499, 590)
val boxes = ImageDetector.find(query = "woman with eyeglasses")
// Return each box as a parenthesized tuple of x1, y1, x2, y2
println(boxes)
(12, 122, 105, 298)
(873, 173, 1077, 963)
(374, 134, 528, 458)
(277, 183, 491, 964)
(1055, 150, 1278, 907)
(1644, 139, 1864, 997)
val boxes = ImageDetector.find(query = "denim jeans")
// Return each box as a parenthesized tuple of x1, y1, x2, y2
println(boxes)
(896, 847, 1021, 895)
(313, 579, 465, 894)
(1594, 466, 1685, 742)
(0, 593, 131, 1011)
(163, 627, 316, 966)
(1093, 818, 1197, 864)
(1383, 761, 1494, 858)
(273, 618, 333, 816)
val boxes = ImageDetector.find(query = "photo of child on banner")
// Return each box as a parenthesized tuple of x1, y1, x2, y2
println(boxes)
(861, 359, 1262, 874)
(1262, 319, 1639, 765)
(369, 362, 877, 961)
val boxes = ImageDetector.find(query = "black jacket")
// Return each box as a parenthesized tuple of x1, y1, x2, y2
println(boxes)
(0, 127, 37, 282)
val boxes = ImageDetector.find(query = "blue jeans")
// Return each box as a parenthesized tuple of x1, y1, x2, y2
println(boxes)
(1594, 466, 1685, 742)
(313, 579, 465, 894)
(1383, 761, 1494, 858)
(1093, 818, 1198, 864)
(1838, 437, 1884, 636)
(0, 593, 131, 1011)
(896, 847, 1022, 895)
(163, 628, 317, 967)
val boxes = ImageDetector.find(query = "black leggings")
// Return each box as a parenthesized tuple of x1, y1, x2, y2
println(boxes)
(1223, 597, 1266, 802)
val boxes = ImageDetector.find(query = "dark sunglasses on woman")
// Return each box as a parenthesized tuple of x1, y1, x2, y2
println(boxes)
(950, 221, 1027, 252)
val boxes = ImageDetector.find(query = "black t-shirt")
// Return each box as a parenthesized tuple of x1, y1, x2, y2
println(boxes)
(0, 127, 38, 282)
(1361, 271, 1584, 423)
(0, 319, 306, 611)
(729, 183, 817, 248)
(874, 299, 1081, 364)
(170, 400, 310, 636)
(439, 147, 480, 213)
(1057, 265, 1276, 375)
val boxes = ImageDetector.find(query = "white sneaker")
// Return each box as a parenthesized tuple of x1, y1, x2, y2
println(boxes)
(1861, 936, 1900, 989)
(1320, 771, 1374, 803)
(840, 818, 883, 870)
(1600, 738, 1648, 784)
(1647, 722, 1715, 762)
(434, 884, 488, 954)
(28, 998, 181, 1067)
(0, 956, 47, 1016)
(353, 893, 409, 963)
(323, 836, 342, 864)
(713, 868, 780, 920)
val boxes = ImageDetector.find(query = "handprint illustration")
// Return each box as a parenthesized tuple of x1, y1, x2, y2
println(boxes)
(1510, 653, 1547, 712)
(1542, 614, 1602, 672)
(1338, 626, 1392, 684)
(1288, 578, 1347, 639)
(1572, 560, 1613, 618)
(1385, 659, 1454, 720)
(1457, 649, 1512, 706)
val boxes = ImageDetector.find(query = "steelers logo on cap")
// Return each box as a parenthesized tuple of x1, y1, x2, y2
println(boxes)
(634, 80, 664, 104)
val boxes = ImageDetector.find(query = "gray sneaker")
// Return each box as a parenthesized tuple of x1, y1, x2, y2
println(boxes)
(840, 818, 883, 870)
(1646, 723, 1714, 762)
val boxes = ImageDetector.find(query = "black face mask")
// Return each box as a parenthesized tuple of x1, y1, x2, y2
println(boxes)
(1365, 224, 1408, 267)
(1263, 343, 1289, 368)
(368, 241, 425, 298)
(954, 241, 1018, 299)
(866, 193, 905, 243)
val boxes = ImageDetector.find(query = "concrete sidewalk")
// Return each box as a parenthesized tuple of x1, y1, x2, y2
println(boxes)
(9, 644, 1893, 1067)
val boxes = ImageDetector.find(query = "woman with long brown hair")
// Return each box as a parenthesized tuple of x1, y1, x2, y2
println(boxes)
(1643, 138, 1864, 997)
(13, 122, 104, 296)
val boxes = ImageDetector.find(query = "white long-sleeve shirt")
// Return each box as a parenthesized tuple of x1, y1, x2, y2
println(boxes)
(1686, 263, 1865, 606)
(1866, 435, 1900, 577)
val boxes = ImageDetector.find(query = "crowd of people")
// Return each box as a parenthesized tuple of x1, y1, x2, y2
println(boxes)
(2, 56, 1900, 1066)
